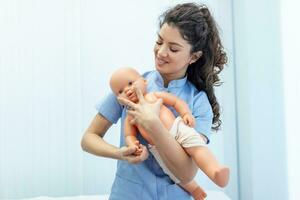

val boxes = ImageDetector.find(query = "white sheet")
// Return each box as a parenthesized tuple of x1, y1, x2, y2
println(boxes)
(20, 191, 231, 200)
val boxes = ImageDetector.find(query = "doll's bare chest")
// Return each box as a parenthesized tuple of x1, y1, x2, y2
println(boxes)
(144, 92, 158, 103)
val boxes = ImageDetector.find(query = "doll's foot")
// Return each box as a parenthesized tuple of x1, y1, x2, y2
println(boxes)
(214, 167, 230, 188)
(191, 186, 207, 200)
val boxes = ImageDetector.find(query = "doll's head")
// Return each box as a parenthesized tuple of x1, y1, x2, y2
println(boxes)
(109, 67, 147, 103)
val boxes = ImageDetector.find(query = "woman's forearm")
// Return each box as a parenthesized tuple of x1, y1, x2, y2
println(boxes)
(81, 114, 122, 159)
(146, 118, 198, 183)
(81, 132, 121, 160)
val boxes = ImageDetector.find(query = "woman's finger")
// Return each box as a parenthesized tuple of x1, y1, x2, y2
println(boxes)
(139, 145, 149, 161)
(129, 117, 136, 125)
(155, 98, 163, 106)
(127, 110, 137, 116)
(128, 111, 138, 124)
(117, 97, 137, 110)
(134, 87, 145, 102)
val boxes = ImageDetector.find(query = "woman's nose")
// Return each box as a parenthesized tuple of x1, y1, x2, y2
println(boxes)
(157, 45, 168, 57)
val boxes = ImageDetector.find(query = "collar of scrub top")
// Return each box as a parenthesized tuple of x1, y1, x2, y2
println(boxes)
(154, 71, 187, 91)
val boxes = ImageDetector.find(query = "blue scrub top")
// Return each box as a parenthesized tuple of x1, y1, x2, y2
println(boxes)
(96, 70, 213, 200)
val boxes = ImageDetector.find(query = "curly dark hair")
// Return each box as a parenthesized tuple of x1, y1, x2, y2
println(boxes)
(159, 3, 227, 131)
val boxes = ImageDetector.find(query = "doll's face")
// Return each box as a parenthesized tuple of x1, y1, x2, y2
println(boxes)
(110, 68, 147, 103)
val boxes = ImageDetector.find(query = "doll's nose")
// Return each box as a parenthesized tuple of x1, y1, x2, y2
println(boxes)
(124, 87, 133, 95)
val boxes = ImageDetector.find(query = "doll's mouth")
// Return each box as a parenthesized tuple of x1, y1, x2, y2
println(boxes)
(127, 92, 137, 102)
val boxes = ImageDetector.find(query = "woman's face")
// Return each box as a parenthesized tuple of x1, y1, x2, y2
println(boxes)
(154, 23, 195, 84)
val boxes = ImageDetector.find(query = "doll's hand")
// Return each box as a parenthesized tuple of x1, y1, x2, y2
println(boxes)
(130, 140, 143, 156)
(118, 144, 149, 164)
(182, 113, 195, 127)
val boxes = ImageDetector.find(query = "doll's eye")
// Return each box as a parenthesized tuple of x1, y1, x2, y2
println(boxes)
(128, 81, 133, 86)
(119, 89, 123, 94)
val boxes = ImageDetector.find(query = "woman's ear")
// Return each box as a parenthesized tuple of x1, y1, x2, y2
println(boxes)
(190, 51, 203, 64)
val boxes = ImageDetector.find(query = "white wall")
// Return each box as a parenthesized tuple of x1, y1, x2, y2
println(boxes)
(0, 0, 83, 198)
(0, 0, 238, 199)
(280, 1, 300, 200)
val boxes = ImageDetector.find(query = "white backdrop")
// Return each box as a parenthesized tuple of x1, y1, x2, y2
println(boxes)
(0, 0, 237, 199)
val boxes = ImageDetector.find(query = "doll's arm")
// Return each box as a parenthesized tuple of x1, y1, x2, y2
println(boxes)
(153, 91, 195, 127)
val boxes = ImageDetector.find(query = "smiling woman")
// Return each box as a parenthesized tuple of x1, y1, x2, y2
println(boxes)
(81, 2, 232, 200)
(0, 0, 237, 199)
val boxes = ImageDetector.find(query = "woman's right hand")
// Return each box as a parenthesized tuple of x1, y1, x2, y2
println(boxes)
(118, 143, 149, 164)
(117, 87, 163, 132)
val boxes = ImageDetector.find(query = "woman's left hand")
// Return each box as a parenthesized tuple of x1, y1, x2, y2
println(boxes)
(117, 87, 163, 131)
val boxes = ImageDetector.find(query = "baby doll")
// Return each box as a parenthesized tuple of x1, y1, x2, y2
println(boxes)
(109, 67, 230, 199)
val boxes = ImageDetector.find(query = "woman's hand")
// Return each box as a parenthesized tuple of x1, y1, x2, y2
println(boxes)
(118, 143, 149, 164)
(117, 87, 163, 132)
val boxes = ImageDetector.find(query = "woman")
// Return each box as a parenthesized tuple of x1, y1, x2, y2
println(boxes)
(81, 3, 227, 200)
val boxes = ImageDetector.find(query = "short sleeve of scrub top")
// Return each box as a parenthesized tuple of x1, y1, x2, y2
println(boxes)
(95, 92, 122, 124)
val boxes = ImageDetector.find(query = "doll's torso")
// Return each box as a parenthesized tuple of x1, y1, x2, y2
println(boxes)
(135, 92, 176, 145)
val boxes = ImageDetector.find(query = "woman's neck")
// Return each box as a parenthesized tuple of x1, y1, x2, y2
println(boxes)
(161, 73, 186, 87)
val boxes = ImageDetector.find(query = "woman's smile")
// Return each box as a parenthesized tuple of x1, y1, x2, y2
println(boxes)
(155, 57, 169, 67)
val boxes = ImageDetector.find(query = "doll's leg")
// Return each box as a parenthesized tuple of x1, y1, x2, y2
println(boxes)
(185, 146, 229, 187)
(173, 119, 229, 187)
(179, 180, 207, 200)
(124, 116, 142, 155)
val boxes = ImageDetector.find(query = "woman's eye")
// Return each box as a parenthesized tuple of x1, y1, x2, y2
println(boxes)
(170, 48, 178, 52)
(119, 90, 123, 94)
(128, 81, 133, 85)
(156, 41, 163, 45)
